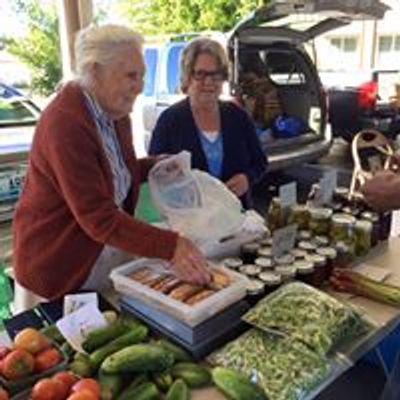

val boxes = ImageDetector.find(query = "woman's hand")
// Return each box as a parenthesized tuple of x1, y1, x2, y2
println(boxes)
(225, 173, 249, 197)
(170, 236, 211, 285)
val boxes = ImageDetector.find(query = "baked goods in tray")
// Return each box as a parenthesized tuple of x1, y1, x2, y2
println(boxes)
(127, 266, 230, 306)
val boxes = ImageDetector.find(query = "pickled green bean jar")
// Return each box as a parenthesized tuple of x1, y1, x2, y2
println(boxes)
(355, 220, 372, 257)
(309, 207, 333, 236)
(330, 213, 356, 254)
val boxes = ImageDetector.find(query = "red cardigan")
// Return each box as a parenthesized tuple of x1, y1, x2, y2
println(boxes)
(12, 82, 178, 299)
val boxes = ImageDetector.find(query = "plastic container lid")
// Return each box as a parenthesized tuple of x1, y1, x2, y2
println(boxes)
(239, 264, 262, 277)
(316, 247, 338, 260)
(246, 279, 265, 295)
(258, 271, 282, 286)
(294, 260, 315, 274)
(254, 257, 274, 269)
(223, 257, 243, 269)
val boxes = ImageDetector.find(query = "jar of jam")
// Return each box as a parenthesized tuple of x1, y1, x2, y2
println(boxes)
(239, 264, 262, 278)
(258, 272, 281, 295)
(246, 279, 265, 306)
(223, 257, 243, 270)
(255, 257, 275, 270)
(295, 260, 315, 285)
(241, 242, 261, 264)
(290, 248, 308, 260)
(309, 207, 333, 236)
(267, 197, 285, 231)
(361, 211, 380, 246)
(305, 254, 327, 287)
(275, 265, 297, 283)
(316, 246, 337, 280)
(330, 214, 356, 255)
(288, 204, 310, 230)
(355, 220, 372, 257)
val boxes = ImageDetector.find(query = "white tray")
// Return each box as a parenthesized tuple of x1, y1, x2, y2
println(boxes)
(110, 258, 248, 327)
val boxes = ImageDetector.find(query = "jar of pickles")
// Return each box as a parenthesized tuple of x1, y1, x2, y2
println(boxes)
(274, 253, 295, 266)
(267, 197, 284, 231)
(258, 271, 281, 295)
(311, 235, 330, 247)
(287, 204, 310, 230)
(255, 257, 275, 270)
(241, 243, 261, 264)
(354, 220, 372, 257)
(295, 260, 315, 285)
(239, 264, 262, 278)
(298, 240, 317, 253)
(275, 265, 297, 283)
(316, 246, 337, 280)
(333, 186, 350, 205)
(361, 211, 380, 246)
(246, 279, 265, 305)
(290, 248, 308, 260)
(335, 241, 353, 267)
(330, 213, 356, 255)
(309, 207, 333, 236)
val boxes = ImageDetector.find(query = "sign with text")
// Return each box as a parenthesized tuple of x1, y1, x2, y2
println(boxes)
(279, 182, 297, 209)
(320, 170, 337, 205)
(272, 224, 298, 257)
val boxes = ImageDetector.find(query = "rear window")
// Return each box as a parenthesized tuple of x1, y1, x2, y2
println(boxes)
(0, 99, 37, 125)
(166, 44, 184, 94)
(143, 47, 158, 96)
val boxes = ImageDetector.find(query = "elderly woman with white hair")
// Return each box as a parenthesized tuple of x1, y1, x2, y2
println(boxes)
(12, 24, 210, 311)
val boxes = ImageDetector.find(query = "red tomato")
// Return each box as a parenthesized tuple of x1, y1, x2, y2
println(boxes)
(53, 371, 79, 392)
(66, 389, 98, 400)
(13, 328, 50, 355)
(31, 378, 65, 400)
(0, 347, 10, 361)
(0, 387, 9, 400)
(52, 377, 70, 400)
(1, 349, 34, 380)
(71, 379, 101, 398)
(34, 347, 62, 373)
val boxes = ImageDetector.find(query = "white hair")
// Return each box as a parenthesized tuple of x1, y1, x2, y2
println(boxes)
(75, 24, 144, 86)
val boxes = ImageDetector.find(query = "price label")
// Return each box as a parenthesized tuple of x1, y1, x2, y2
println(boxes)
(63, 292, 98, 316)
(320, 170, 337, 205)
(279, 182, 297, 209)
(272, 224, 298, 257)
(56, 303, 107, 352)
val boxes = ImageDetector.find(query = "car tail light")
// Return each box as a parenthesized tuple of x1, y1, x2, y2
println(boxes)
(357, 81, 378, 110)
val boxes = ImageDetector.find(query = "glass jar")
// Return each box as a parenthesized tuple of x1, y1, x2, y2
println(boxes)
(361, 211, 380, 247)
(223, 257, 243, 270)
(295, 260, 315, 285)
(275, 265, 297, 283)
(311, 235, 330, 247)
(290, 248, 308, 260)
(309, 207, 333, 236)
(305, 254, 327, 287)
(255, 257, 275, 270)
(379, 211, 392, 241)
(335, 241, 353, 267)
(333, 186, 350, 205)
(316, 246, 337, 280)
(239, 264, 262, 278)
(258, 246, 273, 258)
(288, 204, 310, 230)
(355, 220, 372, 257)
(297, 230, 312, 242)
(258, 236, 273, 247)
(241, 242, 261, 264)
(246, 279, 265, 306)
(258, 272, 281, 295)
(267, 197, 284, 232)
(274, 253, 295, 266)
(330, 213, 356, 254)
(298, 240, 317, 253)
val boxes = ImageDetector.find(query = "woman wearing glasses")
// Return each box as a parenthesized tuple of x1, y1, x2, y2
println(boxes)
(149, 37, 267, 208)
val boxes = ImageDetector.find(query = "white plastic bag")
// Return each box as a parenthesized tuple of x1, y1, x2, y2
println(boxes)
(149, 151, 245, 247)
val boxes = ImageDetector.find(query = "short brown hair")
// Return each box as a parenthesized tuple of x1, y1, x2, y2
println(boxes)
(180, 37, 229, 93)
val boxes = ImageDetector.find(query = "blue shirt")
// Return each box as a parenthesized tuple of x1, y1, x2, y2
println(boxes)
(198, 132, 223, 178)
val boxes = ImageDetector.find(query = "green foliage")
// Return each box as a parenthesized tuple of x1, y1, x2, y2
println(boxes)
(118, 0, 265, 35)
(4, 0, 61, 95)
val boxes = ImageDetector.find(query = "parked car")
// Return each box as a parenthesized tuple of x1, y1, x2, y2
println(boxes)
(322, 69, 400, 141)
(136, 0, 389, 171)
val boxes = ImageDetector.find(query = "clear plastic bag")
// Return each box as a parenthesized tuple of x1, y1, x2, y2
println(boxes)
(149, 152, 245, 246)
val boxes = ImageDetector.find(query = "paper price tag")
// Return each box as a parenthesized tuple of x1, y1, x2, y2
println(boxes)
(272, 224, 298, 257)
(56, 303, 107, 352)
(279, 182, 297, 209)
(63, 292, 99, 316)
(320, 170, 337, 205)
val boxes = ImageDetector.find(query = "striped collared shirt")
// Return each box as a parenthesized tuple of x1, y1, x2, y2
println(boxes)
(83, 91, 132, 206)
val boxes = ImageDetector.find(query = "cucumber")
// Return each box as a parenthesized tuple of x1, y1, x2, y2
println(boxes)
(116, 374, 148, 400)
(171, 362, 211, 388)
(69, 354, 93, 377)
(152, 370, 173, 391)
(99, 370, 124, 400)
(156, 339, 192, 362)
(82, 319, 131, 352)
(90, 325, 148, 369)
(212, 367, 268, 400)
(166, 379, 189, 400)
(116, 381, 158, 400)
(101, 343, 174, 374)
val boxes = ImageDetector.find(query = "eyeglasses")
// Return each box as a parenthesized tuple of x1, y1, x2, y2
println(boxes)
(192, 69, 225, 82)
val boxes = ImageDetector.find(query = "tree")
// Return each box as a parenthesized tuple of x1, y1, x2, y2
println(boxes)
(117, 0, 265, 35)
(4, 0, 61, 95)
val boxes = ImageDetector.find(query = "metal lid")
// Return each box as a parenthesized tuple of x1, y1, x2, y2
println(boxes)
(258, 271, 281, 286)
(239, 264, 262, 277)
(316, 246, 337, 259)
(246, 279, 265, 295)
(275, 265, 297, 279)
(255, 257, 274, 269)
(332, 213, 357, 226)
(361, 211, 379, 222)
(355, 219, 373, 232)
(258, 237, 273, 247)
(258, 246, 273, 258)
(312, 235, 330, 247)
(294, 260, 315, 274)
(305, 253, 327, 267)
(289, 204, 307, 212)
(223, 257, 243, 269)
(335, 187, 349, 196)
(274, 254, 295, 266)
(241, 242, 261, 252)
(298, 240, 317, 251)
(290, 248, 308, 259)
(298, 230, 312, 240)
(309, 207, 333, 219)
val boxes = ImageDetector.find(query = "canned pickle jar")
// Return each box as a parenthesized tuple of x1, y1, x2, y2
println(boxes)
(379, 211, 392, 241)
(258, 246, 273, 258)
(316, 246, 338, 280)
(295, 260, 315, 285)
(275, 253, 295, 266)
(241, 242, 261, 264)
(305, 254, 327, 287)
(287, 204, 310, 230)
(223, 257, 243, 270)
(255, 257, 275, 270)
(361, 211, 380, 246)
(335, 241, 353, 267)
(258, 272, 282, 295)
(246, 279, 265, 305)
(239, 264, 262, 278)
(354, 220, 372, 257)
(309, 207, 333, 236)
(298, 240, 317, 253)
(290, 248, 308, 260)
(330, 213, 356, 253)
(267, 197, 285, 231)
(275, 265, 297, 283)
(311, 235, 330, 247)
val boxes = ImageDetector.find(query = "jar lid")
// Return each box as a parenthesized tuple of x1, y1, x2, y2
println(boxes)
(335, 187, 349, 196)
(305, 254, 327, 267)
(298, 230, 312, 240)
(255, 257, 274, 269)
(246, 279, 265, 295)
(309, 207, 333, 219)
(258, 271, 281, 285)
(355, 220, 373, 232)
(294, 260, 315, 274)
(239, 264, 262, 277)
(298, 240, 317, 251)
(223, 257, 243, 269)
(316, 246, 337, 259)
(241, 242, 261, 252)
(290, 248, 308, 259)
(259, 237, 273, 247)
(312, 235, 330, 247)
(258, 246, 273, 257)
(290, 204, 307, 212)
(275, 265, 297, 279)
(361, 211, 379, 222)
(274, 254, 295, 265)
(332, 213, 356, 226)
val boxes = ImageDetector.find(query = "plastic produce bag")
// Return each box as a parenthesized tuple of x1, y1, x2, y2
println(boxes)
(149, 152, 246, 247)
